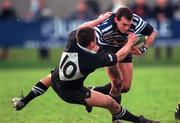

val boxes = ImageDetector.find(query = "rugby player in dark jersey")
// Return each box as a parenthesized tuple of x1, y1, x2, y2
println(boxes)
(12, 13, 159, 123)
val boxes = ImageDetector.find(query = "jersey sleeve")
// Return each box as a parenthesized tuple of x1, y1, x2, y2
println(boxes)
(91, 53, 117, 68)
(94, 27, 104, 45)
(94, 14, 115, 46)
(140, 23, 154, 36)
(133, 14, 147, 36)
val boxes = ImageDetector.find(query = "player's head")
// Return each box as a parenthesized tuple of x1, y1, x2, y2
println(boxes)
(114, 7, 133, 33)
(76, 27, 99, 51)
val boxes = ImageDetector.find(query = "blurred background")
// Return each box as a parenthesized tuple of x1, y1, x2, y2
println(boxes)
(0, 0, 180, 67)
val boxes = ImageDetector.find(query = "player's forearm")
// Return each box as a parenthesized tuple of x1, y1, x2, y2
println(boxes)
(78, 12, 111, 28)
(78, 19, 102, 28)
(116, 41, 134, 62)
(144, 31, 157, 47)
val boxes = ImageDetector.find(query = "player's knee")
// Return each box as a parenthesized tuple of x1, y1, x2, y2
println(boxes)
(122, 86, 130, 93)
(122, 83, 131, 93)
(112, 79, 122, 88)
(121, 79, 132, 93)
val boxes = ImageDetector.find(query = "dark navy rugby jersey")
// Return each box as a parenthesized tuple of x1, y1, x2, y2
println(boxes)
(95, 13, 152, 47)
(52, 30, 117, 87)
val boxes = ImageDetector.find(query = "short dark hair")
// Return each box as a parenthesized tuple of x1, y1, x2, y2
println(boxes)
(76, 27, 95, 47)
(115, 7, 133, 21)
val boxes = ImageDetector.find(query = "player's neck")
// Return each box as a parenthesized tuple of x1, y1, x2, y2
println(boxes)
(77, 43, 97, 54)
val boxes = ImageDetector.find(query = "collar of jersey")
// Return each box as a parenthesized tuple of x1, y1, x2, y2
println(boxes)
(77, 43, 97, 54)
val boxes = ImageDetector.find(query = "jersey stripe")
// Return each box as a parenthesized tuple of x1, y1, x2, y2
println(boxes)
(101, 25, 113, 34)
(133, 14, 146, 35)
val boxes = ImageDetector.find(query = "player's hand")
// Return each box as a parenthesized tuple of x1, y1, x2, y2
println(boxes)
(131, 47, 142, 55)
(98, 12, 112, 20)
(127, 32, 138, 45)
(131, 45, 148, 55)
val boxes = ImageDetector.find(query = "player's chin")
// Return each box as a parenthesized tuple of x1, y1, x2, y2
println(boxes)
(122, 30, 128, 34)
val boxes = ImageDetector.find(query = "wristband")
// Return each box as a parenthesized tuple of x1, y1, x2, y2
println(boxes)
(139, 45, 148, 54)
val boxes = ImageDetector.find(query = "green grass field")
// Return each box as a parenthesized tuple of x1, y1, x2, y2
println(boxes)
(0, 48, 180, 123)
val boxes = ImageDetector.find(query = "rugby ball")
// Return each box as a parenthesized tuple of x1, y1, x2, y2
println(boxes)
(133, 35, 147, 48)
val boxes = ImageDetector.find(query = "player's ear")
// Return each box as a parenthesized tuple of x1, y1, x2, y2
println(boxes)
(89, 41, 95, 48)
(114, 16, 118, 23)
(90, 41, 94, 47)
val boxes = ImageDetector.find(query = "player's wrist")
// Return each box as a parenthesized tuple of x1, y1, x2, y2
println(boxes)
(127, 39, 135, 46)
(139, 45, 148, 54)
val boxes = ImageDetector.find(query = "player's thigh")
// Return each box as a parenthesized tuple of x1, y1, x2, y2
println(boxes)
(105, 63, 121, 81)
(118, 63, 133, 88)
(85, 90, 115, 108)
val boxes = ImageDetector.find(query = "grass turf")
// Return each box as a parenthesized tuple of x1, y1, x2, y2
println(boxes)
(0, 66, 180, 123)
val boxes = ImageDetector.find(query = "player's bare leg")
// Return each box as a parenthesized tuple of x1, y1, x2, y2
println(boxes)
(85, 90, 120, 114)
(85, 90, 135, 123)
(89, 64, 122, 114)
(90, 63, 133, 96)
(105, 64, 122, 97)
(118, 63, 133, 93)
(12, 74, 52, 110)
(85, 90, 160, 123)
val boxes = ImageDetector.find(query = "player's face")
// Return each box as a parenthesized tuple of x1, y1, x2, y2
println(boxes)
(115, 17, 132, 34)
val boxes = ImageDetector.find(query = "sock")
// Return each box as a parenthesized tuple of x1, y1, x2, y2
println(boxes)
(92, 83, 122, 104)
(21, 81, 48, 105)
(112, 107, 139, 122)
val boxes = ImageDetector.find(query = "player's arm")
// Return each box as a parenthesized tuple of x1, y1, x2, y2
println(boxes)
(132, 23, 157, 55)
(116, 32, 138, 62)
(78, 12, 112, 28)
(144, 30, 157, 48)
(92, 33, 137, 68)
(141, 23, 157, 48)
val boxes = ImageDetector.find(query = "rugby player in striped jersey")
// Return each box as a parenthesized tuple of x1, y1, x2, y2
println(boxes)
(89, 6, 157, 111)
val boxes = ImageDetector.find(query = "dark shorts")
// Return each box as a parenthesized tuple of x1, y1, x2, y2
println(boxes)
(51, 68, 91, 106)
(98, 45, 132, 63)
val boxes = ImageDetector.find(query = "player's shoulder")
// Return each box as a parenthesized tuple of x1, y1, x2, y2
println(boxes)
(103, 13, 116, 22)
(132, 14, 146, 28)
(96, 13, 116, 33)
(133, 14, 142, 19)
(132, 13, 146, 23)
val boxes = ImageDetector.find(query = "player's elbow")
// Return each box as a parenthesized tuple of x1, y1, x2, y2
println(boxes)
(117, 52, 126, 62)
(153, 30, 158, 38)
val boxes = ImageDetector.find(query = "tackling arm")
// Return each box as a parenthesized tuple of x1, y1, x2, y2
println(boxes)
(78, 12, 112, 28)
(116, 32, 138, 62)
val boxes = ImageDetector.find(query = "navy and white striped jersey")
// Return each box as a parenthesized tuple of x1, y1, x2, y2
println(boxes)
(95, 13, 147, 47)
